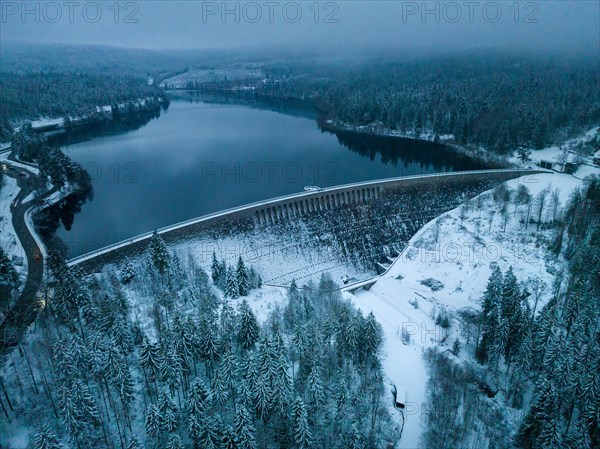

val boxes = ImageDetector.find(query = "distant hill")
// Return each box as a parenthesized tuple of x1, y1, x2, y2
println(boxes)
(0, 42, 187, 79)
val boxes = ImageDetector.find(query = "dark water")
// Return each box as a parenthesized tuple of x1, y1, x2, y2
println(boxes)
(52, 100, 485, 257)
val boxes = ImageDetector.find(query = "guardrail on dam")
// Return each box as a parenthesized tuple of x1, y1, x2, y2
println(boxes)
(67, 169, 548, 272)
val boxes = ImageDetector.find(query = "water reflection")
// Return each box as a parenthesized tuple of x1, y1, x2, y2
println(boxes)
(51, 100, 487, 257)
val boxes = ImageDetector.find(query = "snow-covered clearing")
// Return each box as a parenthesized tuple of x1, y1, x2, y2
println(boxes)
(345, 168, 598, 448)
(512, 126, 600, 170)
(1, 175, 27, 279)
(174, 231, 367, 290)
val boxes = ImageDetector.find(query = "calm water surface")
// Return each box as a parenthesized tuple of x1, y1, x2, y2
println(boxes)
(55, 100, 484, 257)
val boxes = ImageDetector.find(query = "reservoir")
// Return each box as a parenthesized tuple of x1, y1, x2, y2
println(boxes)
(51, 99, 484, 257)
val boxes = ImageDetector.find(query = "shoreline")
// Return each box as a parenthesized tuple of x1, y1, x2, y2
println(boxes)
(317, 118, 510, 170)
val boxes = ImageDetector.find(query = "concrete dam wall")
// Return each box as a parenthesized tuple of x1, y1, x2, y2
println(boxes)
(68, 169, 547, 282)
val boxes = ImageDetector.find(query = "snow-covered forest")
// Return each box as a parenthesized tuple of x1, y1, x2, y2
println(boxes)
(169, 53, 600, 155)
(1, 8, 599, 447)
(0, 231, 396, 448)
(419, 176, 600, 449)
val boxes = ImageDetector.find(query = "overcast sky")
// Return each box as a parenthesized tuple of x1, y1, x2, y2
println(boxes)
(1, 1, 598, 55)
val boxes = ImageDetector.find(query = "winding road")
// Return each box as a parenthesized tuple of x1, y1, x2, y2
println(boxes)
(0, 151, 54, 354)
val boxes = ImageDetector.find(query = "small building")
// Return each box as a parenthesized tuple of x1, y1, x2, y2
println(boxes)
(394, 385, 406, 409)
(594, 150, 600, 166)
(564, 162, 578, 175)
(539, 160, 553, 170)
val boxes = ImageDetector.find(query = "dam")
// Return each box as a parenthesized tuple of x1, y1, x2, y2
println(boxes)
(67, 169, 546, 286)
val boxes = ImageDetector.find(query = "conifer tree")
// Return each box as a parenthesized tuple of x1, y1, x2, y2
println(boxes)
(120, 259, 136, 284)
(149, 231, 170, 275)
(199, 323, 220, 363)
(476, 265, 504, 364)
(0, 247, 20, 291)
(234, 405, 257, 449)
(165, 434, 184, 449)
(221, 426, 239, 449)
(225, 267, 240, 299)
(145, 404, 161, 442)
(237, 256, 250, 296)
(158, 392, 179, 433)
(196, 415, 222, 449)
(292, 397, 312, 449)
(33, 425, 62, 449)
(307, 366, 325, 408)
(361, 312, 383, 366)
(238, 300, 260, 350)
(211, 252, 223, 285)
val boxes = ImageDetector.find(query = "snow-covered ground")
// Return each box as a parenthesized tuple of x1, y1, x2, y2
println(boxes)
(325, 118, 452, 143)
(512, 126, 600, 170)
(0, 150, 40, 175)
(175, 231, 368, 289)
(0, 176, 27, 280)
(344, 168, 598, 448)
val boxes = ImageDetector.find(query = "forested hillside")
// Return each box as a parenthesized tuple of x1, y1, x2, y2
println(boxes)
(179, 52, 600, 155)
(422, 176, 600, 449)
(0, 72, 165, 125)
(0, 43, 178, 138)
(0, 232, 395, 448)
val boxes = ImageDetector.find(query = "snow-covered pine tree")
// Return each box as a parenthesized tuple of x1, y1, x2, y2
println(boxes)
(225, 266, 240, 299)
(172, 316, 195, 374)
(33, 425, 62, 449)
(234, 405, 257, 449)
(292, 397, 312, 449)
(140, 338, 163, 379)
(144, 404, 161, 442)
(211, 370, 230, 407)
(238, 300, 260, 350)
(188, 378, 211, 417)
(222, 426, 239, 449)
(159, 345, 183, 390)
(271, 344, 292, 417)
(165, 434, 184, 449)
(237, 256, 250, 296)
(158, 391, 179, 433)
(284, 279, 302, 330)
(306, 366, 325, 408)
(217, 349, 239, 393)
(253, 369, 273, 420)
(120, 259, 136, 284)
(211, 251, 222, 284)
(0, 247, 20, 291)
(220, 300, 238, 345)
(196, 415, 222, 449)
(476, 265, 503, 364)
(361, 312, 384, 366)
(501, 267, 525, 366)
(170, 252, 185, 288)
(58, 384, 80, 438)
(148, 230, 170, 275)
(199, 322, 220, 364)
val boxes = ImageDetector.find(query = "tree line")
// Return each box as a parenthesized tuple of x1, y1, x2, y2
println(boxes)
(239, 53, 600, 155)
(0, 231, 395, 448)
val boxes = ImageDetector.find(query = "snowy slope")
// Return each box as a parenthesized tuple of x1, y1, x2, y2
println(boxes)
(345, 169, 598, 448)
(0, 176, 27, 280)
